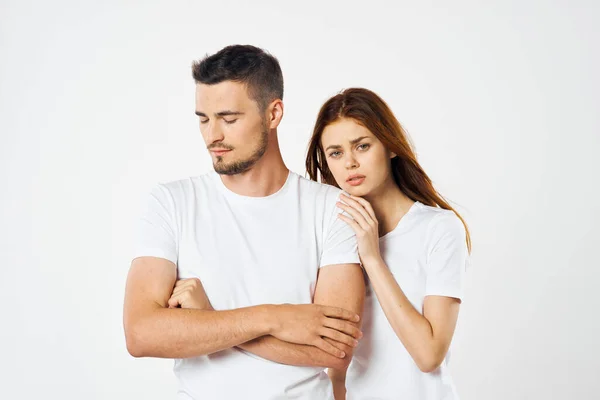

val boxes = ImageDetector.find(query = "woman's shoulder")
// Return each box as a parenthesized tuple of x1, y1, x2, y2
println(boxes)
(413, 203, 466, 239)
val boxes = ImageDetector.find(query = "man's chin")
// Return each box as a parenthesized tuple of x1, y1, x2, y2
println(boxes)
(213, 160, 251, 176)
(213, 164, 235, 175)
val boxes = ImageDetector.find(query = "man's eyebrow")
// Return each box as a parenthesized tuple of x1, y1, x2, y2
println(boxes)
(325, 136, 370, 151)
(216, 111, 244, 117)
(194, 111, 244, 117)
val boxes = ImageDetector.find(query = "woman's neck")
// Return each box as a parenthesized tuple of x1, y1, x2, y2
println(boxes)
(364, 177, 415, 237)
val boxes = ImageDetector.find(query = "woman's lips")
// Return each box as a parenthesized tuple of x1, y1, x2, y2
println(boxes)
(346, 175, 366, 186)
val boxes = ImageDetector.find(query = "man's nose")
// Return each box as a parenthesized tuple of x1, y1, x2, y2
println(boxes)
(204, 121, 224, 145)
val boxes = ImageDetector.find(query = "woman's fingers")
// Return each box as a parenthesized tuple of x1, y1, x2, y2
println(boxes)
(340, 193, 377, 226)
(347, 194, 377, 222)
(337, 202, 370, 230)
(338, 213, 363, 233)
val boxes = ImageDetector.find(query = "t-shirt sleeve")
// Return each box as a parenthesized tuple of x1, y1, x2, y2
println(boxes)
(424, 212, 468, 301)
(320, 193, 361, 268)
(132, 184, 178, 265)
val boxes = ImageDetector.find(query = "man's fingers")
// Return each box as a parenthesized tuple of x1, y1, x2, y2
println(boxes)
(324, 318, 363, 339)
(173, 279, 192, 289)
(322, 337, 353, 354)
(320, 328, 358, 348)
(321, 306, 360, 322)
(174, 277, 201, 289)
(314, 338, 345, 358)
(172, 285, 192, 297)
(172, 278, 202, 296)
(322, 337, 352, 354)
(167, 295, 181, 308)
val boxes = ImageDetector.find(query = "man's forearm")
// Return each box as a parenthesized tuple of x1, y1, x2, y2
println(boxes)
(236, 264, 365, 372)
(126, 304, 273, 359)
(237, 335, 351, 369)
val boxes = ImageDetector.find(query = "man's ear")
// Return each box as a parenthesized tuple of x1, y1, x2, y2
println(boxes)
(266, 99, 284, 130)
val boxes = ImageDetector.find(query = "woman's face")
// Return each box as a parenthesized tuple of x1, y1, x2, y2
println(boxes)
(321, 118, 394, 197)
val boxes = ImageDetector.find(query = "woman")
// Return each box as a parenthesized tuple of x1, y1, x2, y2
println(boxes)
(306, 88, 471, 400)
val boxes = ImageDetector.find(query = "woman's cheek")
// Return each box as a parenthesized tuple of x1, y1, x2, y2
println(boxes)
(331, 163, 347, 188)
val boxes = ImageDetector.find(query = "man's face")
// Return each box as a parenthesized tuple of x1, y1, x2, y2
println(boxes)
(195, 81, 268, 175)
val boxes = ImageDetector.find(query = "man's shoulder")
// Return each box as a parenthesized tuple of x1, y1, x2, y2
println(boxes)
(294, 172, 343, 201)
(150, 172, 215, 203)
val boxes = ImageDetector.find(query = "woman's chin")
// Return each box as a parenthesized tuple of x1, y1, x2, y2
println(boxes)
(341, 185, 371, 198)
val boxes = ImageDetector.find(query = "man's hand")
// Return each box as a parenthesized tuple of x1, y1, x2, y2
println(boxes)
(268, 304, 362, 358)
(168, 278, 213, 310)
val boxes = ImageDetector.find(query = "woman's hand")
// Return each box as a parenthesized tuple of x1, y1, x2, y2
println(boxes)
(336, 193, 382, 266)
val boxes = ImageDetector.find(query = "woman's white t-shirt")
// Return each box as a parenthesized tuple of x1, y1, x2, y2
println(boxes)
(346, 201, 469, 400)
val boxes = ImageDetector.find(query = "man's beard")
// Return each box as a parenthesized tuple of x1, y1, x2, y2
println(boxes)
(213, 126, 269, 176)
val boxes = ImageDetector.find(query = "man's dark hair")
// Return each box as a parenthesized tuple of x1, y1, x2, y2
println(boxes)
(192, 45, 284, 112)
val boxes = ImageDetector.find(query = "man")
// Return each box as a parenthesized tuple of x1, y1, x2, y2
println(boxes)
(123, 45, 365, 399)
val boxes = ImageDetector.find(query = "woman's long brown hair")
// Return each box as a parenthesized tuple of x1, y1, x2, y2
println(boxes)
(306, 88, 471, 252)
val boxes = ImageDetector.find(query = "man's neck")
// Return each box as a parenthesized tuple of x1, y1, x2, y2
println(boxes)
(218, 133, 289, 197)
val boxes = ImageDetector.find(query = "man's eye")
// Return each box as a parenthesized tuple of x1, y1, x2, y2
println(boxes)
(200, 119, 209, 124)
(224, 119, 238, 124)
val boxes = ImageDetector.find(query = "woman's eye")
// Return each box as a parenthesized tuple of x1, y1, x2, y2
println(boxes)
(357, 143, 370, 151)
(329, 151, 341, 158)
(224, 119, 238, 124)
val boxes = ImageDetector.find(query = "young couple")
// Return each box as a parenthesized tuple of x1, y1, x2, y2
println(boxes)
(123, 44, 471, 400)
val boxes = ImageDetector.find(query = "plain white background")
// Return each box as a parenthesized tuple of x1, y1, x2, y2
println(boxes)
(1, 0, 598, 399)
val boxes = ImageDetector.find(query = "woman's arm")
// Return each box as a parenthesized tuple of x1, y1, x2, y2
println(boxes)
(361, 258, 460, 372)
(336, 194, 465, 372)
(328, 366, 349, 400)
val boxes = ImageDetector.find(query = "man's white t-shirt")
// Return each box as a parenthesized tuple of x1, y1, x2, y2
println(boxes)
(133, 170, 360, 400)
(346, 202, 468, 400)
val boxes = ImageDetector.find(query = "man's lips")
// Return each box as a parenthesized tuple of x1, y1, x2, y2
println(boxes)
(210, 149, 232, 156)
